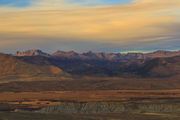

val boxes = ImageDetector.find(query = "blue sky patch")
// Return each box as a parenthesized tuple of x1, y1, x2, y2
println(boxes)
(0, 0, 132, 8)
(0, 0, 31, 7)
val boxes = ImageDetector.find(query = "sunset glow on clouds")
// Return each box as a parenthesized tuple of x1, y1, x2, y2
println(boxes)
(0, 0, 179, 53)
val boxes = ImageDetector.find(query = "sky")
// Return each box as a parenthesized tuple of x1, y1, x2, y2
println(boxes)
(0, 0, 179, 53)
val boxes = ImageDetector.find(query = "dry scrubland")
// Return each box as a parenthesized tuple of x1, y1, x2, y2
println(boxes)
(0, 112, 180, 120)
(0, 113, 180, 120)
(0, 90, 180, 102)
(0, 76, 180, 91)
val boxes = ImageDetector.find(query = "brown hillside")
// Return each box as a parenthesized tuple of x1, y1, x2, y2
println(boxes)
(140, 56, 180, 77)
(0, 53, 64, 79)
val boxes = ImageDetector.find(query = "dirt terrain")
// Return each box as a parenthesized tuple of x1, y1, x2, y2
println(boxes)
(0, 76, 180, 92)
(0, 90, 180, 102)
(0, 112, 179, 120)
(0, 81, 179, 120)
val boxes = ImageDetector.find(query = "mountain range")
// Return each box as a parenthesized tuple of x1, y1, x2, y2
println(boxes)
(16, 49, 180, 61)
(0, 49, 179, 80)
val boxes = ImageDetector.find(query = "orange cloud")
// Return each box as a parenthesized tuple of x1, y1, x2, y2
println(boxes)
(0, 0, 179, 48)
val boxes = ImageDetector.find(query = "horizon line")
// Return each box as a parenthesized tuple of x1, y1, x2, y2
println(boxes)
(1, 49, 180, 55)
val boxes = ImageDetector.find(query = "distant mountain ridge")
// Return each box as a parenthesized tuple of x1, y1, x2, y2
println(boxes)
(145, 50, 180, 58)
(15, 49, 180, 61)
(12, 49, 180, 78)
(0, 49, 178, 80)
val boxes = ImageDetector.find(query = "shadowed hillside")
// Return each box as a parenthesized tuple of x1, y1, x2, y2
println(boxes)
(15, 50, 180, 77)
(139, 56, 180, 77)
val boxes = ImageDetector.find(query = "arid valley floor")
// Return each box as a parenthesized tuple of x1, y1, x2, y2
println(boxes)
(0, 77, 180, 120)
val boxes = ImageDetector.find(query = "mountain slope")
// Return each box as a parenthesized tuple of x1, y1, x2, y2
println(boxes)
(145, 50, 180, 58)
(0, 53, 64, 80)
(139, 56, 180, 77)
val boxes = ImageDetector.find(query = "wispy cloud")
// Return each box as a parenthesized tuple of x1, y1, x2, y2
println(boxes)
(68, 0, 132, 6)
(0, 0, 179, 52)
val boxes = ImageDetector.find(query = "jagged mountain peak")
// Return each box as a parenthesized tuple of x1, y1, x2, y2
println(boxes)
(15, 49, 180, 60)
(145, 50, 180, 58)
(52, 50, 79, 59)
(16, 49, 50, 57)
(53, 50, 78, 55)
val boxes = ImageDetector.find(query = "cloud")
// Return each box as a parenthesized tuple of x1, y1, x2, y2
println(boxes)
(68, 0, 132, 6)
(0, 0, 179, 52)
